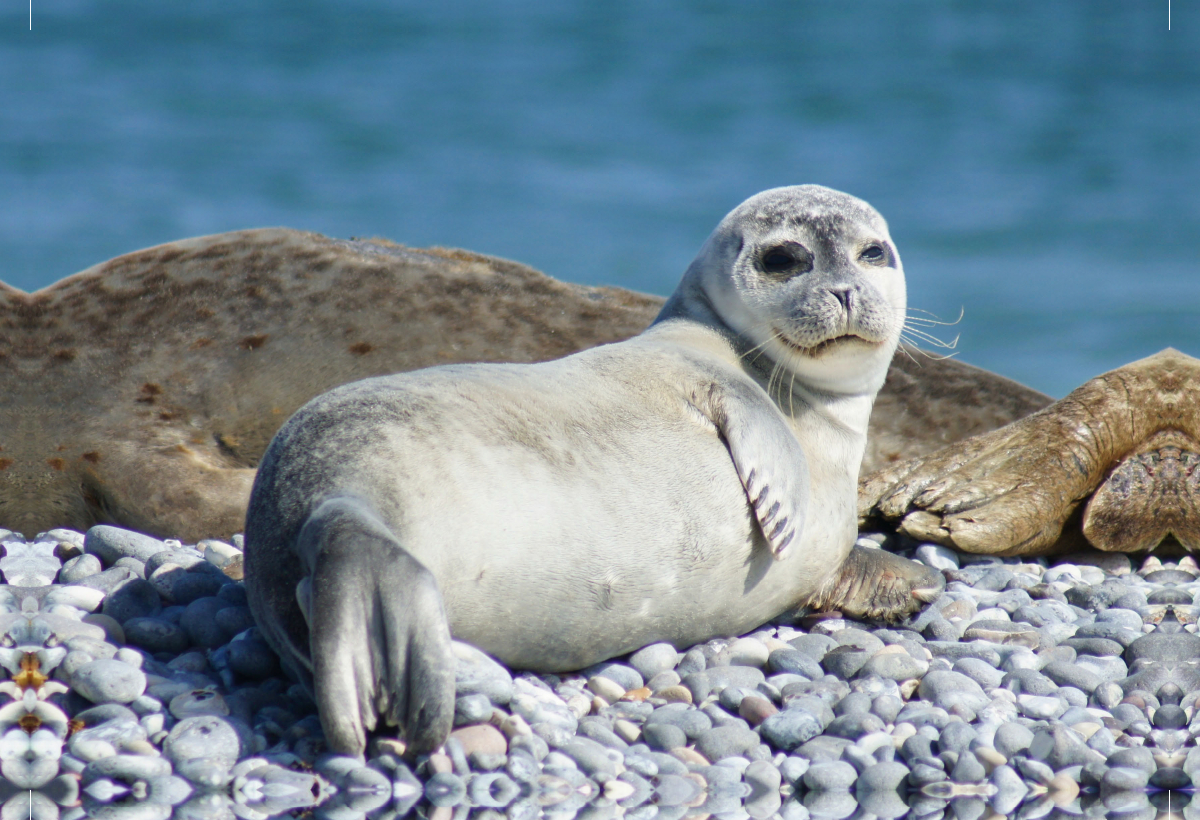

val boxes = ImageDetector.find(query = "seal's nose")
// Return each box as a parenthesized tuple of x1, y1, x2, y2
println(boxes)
(829, 285, 856, 312)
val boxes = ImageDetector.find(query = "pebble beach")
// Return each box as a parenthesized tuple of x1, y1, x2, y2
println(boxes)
(2, 525, 1198, 820)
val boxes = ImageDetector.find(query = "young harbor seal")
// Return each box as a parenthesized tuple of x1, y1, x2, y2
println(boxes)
(243, 185, 945, 755)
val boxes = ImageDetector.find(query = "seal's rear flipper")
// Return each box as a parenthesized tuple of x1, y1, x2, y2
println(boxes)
(298, 496, 455, 757)
(807, 545, 944, 622)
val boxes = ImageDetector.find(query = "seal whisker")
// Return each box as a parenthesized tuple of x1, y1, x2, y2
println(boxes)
(901, 325, 959, 349)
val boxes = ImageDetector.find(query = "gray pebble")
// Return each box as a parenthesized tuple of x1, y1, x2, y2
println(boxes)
(583, 661, 643, 692)
(676, 647, 706, 676)
(1001, 667, 1057, 695)
(170, 571, 227, 606)
(72, 659, 147, 704)
(642, 723, 687, 752)
(787, 634, 836, 661)
(758, 708, 823, 751)
(112, 557, 147, 577)
(682, 666, 765, 701)
(644, 703, 712, 739)
(917, 670, 989, 711)
(923, 641, 1001, 666)
(454, 693, 494, 726)
(101, 578, 162, 624)
(802, 760, 857, 791)
(857, 651, 926, 681)
(1103, 766, 1150, 790)
(123, 617, 189, 654)
(822, 712, 883, 740)
(180, 597, 230, 648)
(627, 643, 679, 680)
(454, 642, 514, 705)
(694, 725, 759, 761)
(952, 657, 1003, 688)
(76, 566, 138, 595)
(767, 648, 823, 679)
(227, 633, 282, 680)
(871, 694, 902, 724)
(561, 736, 620, 779)
(164, 715, 244, 769)
(213, 605, 255, 637)
(1012, 755, 1054, 784)
(914, 544, 959, 571)
(993, 722, 1034, 758)
(1042, 659, 1101, 693)
(820, 647, 870, 679)
(85, 525, 171, 565)
(60, 553, 103, 584)
(217, 583, 248, 607)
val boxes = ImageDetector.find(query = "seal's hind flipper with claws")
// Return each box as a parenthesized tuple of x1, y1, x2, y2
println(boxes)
(298, 497, 455, 756)
(808, 545, 944, 622)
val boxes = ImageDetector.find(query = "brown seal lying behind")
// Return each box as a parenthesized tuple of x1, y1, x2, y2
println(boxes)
(860, 347, 1200, 556)
(0, 229, 1047, 542)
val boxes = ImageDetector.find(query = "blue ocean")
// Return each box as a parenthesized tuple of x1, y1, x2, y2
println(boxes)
(1, 1, 1196, 396)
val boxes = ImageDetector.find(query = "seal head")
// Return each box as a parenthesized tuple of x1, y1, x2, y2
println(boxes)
(661, 184, 905, 396)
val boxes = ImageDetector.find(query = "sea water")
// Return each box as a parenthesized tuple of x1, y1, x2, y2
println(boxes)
(1, 0, 1196, 396)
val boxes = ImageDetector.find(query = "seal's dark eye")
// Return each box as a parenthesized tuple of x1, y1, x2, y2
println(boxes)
(860, 244, 887, 265)
(758, 243, 811, 277)
(762, 250, 795, 272)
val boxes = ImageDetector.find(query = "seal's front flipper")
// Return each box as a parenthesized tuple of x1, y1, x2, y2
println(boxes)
(807, 545, 944, 622)
(697, 380, 809, 559)
(297, 497, 455, 757)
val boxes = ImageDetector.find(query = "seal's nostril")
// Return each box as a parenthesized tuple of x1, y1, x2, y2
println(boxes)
(830, 286, 855, 311)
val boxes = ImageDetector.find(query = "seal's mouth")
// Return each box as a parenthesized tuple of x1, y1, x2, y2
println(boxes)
(776, 331, 875, 357)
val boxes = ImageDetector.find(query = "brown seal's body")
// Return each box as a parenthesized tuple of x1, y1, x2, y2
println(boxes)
(0, 229, 1045, 540)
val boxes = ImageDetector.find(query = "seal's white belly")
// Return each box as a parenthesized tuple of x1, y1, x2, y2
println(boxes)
(353, 377, 852, 670)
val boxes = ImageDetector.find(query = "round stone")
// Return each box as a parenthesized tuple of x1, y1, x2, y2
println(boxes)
(917, 671, 989, 712)
(84, 526, 171, 565)
(642, 723, 687, 751)
(802, 760, 857, 791)
(123, 617, 189, 654)
(170, 572, 227, 606)
(628, 643, 679, 680)
(1041, 660, 1101, 693)
(454, 693, 494, 726)
(227, 634, 282, 680)
(914, 544, 959, 571)
(857, 651, 927, 682)
(180, 597, 229, 648)
(993, 722, 1035, 758)
(164, 715, 244, 768)
(717, 637, 770, 668)
(100, 579, 161, 624)
(694, 725, 759, 761)
(60, 553, 103, 584)
(767, 649, 823, 679)
(583, 662, 643, 692)
(214, 605, 255, 637)
(758, 708, 823, 751)
(72, 659, 147, 704)
(952, 658, 1003, 689)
